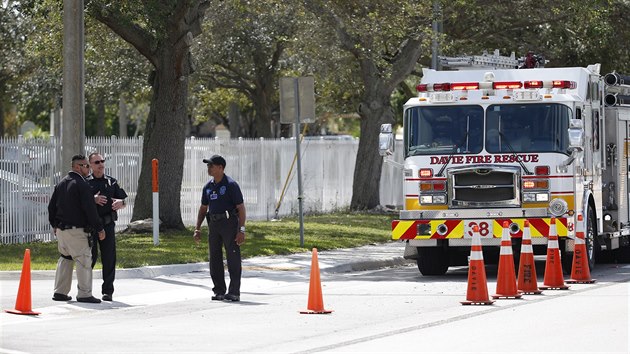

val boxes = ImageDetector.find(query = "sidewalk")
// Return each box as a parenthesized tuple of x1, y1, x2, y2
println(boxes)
(0, 242, 412, 281)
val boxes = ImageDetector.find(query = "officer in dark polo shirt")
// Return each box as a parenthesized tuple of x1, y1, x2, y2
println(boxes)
(48, 154, 105, 304)
(87, 152, 128, 302)
(193, 155, 246, 302)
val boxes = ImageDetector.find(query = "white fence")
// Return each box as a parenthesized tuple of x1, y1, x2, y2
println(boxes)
(0, 136, 403, 244)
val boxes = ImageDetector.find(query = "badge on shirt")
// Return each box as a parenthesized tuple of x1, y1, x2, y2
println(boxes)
(210, 191, 218, 200)
(219, 186, 227, 195)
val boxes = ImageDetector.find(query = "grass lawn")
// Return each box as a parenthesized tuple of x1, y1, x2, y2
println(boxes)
(0, 212, 395, 271)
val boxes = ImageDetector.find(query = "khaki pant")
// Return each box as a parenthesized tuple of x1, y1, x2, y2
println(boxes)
(54, 228, 93, 298)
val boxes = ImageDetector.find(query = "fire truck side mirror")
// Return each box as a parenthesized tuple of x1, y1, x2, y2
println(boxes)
(379, 124, 395, 156)
(568, 119, 584, 152)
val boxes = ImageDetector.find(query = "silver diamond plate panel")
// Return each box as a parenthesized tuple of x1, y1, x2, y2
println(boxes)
(399, 208, 548, 220)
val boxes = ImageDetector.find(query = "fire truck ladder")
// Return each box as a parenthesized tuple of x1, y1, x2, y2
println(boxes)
(439, 49, 548, 70)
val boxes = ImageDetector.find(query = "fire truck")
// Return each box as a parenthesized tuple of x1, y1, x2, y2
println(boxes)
(379, 50, 630, 275)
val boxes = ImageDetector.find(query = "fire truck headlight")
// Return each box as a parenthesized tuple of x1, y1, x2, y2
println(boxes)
(434, 195, 446, 204)
(420, 194, 447, 204)
(523, 192, 549, 203)
(420, 195, 433, 204)
(549, 198, 569, 216)
(536, 193, 549, 202)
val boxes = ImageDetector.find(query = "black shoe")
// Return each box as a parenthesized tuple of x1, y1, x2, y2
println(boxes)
(52, 293, 72, 301)
(102, 294, 112, 301)
(224, 294, 240, 302)
(211, 294, 225, 301)
(77, 296, 101, 304)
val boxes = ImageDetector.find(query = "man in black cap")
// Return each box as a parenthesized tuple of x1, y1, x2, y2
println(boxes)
(193, 154, 246, 302)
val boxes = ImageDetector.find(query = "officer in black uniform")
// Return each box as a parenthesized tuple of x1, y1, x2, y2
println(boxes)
(193, 155, 246, 302)
(87, 152, 128, 302)
(48, 154, 105, 303)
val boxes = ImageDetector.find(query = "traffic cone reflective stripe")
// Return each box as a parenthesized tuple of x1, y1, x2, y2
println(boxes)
(517, 221, 542, 294)
(300, 248, 332, 314)
(461, 225, 494, 305)
(540, 218, 570, 290)
(5, 249, 40, 315)
(567, 214, 596, 284)
(493, 221, 522, 299)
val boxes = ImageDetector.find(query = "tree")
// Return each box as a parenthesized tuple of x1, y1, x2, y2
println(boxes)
(88, 1, 211, 229)
(303, 1, 433, 210)
(194, 0, 300, 138)
(0, 0, 34, 137)
(84, 19, 150, 137)
(441, 0, 630, 73)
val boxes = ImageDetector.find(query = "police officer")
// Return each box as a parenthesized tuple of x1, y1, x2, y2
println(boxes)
(87, 152, 128, 302)
(48, 154, 105, 304)
(193, 155, 246, 302)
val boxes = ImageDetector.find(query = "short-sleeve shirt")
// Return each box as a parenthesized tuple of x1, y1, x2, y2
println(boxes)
(201, 174, 244, 214)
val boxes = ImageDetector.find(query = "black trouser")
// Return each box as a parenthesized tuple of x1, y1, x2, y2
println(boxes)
(208, 215, 241, 296)
(91, 222, 116, 296)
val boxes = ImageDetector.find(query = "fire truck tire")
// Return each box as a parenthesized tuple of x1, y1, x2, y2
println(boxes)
(615, 246, 630, 263)
(587, 206, 600, 268)
(416, 247, 449, 276)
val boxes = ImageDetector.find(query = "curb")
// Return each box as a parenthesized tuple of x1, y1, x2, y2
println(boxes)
(0, 243, 411, 281)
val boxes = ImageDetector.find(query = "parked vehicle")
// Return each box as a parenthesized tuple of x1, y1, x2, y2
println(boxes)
(0, 169, 51, 242)
(379, 51, 630, 275)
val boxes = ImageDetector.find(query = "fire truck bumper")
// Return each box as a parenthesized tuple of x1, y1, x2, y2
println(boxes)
(392, 217, 569, 247)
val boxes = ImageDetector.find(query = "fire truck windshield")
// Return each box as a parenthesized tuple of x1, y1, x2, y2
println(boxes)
(486, 103, 571, 154)
(405, 103, 571, 157)
(406, 105, 484, 156)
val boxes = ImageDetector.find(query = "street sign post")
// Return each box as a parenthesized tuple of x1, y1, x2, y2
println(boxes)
(279, 77, 315, 247)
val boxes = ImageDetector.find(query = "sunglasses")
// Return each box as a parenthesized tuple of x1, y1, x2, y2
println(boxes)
(77, 163, 90, 168)
(92, 160, 106, 165)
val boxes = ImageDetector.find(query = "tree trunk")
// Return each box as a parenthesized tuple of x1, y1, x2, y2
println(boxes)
(0, 95, 4, 138)
(131, 55, 188, 229)
(228, 101, 240, 138)
(96, 98, 106, 136)
(118, 97, 128, 137)
(350, 96, 395, 210)
(251, 85, 273, 138)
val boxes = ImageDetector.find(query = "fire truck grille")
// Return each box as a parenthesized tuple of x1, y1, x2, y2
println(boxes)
(449, 167, 520, 207)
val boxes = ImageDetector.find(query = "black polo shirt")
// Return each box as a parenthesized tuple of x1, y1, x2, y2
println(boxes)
(86, 174, 128, 217)
(201, 174, 244, 214)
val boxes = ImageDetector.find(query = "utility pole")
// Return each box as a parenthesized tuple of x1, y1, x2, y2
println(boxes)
(431, 0, 442, 70)
(62, 0, 85, 165)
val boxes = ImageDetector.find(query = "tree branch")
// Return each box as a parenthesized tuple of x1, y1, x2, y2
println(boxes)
(89, 5, 158, 67)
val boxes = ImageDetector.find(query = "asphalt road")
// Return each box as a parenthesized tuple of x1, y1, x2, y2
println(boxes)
(1, 245, 629, 353)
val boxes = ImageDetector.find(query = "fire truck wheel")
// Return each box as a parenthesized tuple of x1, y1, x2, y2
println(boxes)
(587, 206, 601, 268)
(416, 247, 449, 276)
(614, 246, 630, 263)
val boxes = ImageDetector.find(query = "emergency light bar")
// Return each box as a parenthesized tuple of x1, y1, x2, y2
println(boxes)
(416, 80, 577, 92)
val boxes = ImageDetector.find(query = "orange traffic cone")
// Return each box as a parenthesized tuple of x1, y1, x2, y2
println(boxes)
(461, 225, 494, 305)
(300, 248, 332, 314)
(539, 218, 570, 290)
(493, 221, 522, 299)
(5, 249, 40, 315)
(567, 214, 596, 284)
(517, 221, 542, 294)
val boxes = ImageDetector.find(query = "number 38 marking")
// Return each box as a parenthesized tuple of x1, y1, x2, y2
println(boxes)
(467, 221, 491, 237)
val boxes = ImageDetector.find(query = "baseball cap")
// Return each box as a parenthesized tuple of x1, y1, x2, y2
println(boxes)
(202, 155, 226, 167)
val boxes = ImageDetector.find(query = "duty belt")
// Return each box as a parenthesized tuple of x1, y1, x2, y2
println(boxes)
(208, 210, 237, 222)
(57, 223, 81, 230)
